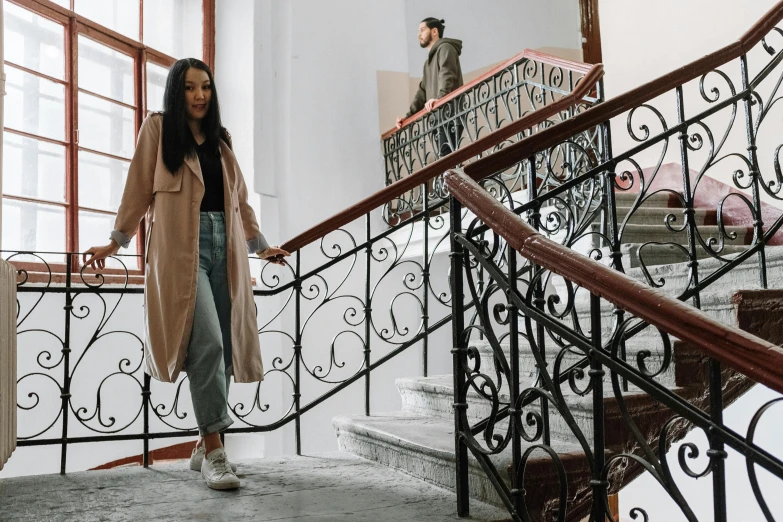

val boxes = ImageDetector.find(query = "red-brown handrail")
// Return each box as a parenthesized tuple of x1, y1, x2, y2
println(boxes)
(380, 49, 594, 140)
(461, 0, 783, 181)
(281, 57, 603, 253)
(443, 168, 783, 395)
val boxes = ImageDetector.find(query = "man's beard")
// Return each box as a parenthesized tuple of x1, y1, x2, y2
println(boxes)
(419, 35, 431, 48)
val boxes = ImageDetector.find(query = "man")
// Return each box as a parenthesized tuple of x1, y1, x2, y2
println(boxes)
(396, 17, 464, 149)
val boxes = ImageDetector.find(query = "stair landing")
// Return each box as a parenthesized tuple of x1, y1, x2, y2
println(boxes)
(0, 452, 508, 521)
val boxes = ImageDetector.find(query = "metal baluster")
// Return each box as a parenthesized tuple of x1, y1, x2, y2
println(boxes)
(601, 117, 628, 391)
(294, 252, 302, 455)
(740, 54, 768, 289)
(60, 256, 73, 474)
(675, 85, 702, 310)
(708, 359, 728, 522)
(526, 157, 549, 444)
(142, 373, 150, 467)
(514, 62, 522, 121)
(449, 196, 470, 516)
(422, 188, 430, 377)
(507, 247, 523, 516)
(589, 293, 608, 521)
(365, 214, 372, 414)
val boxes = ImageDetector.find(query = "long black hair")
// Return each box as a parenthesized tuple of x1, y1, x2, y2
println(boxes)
(161, 58, 231, 175)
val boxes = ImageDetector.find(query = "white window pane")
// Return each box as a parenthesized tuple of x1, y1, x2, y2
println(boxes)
(78, 35, 135, 105)
(1, 199, 66, 263)
(4, 1, 65, 80)
(3, 134, 66, 203)
(74, 0, 139, 41)
(78, 92, 135, 158)
(5, 66, 66, 141)
(78, 210, 129, 268)
(146, 62, 168, 113)
(143, 0, 202, 59)
(78, 151, 129, 213)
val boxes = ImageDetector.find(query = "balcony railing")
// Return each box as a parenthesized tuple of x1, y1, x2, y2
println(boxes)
(381, 50, 602, 220)
(3, 199, 461, 472)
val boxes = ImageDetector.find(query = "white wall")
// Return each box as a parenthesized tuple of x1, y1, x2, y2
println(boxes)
(0, 0, 5, 245)
(600, 0, 777, 96)
(599, 0, 783, 208)
(403, 0, 582, 76)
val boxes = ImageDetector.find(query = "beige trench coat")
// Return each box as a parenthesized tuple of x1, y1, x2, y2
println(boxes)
(113, 113, 265, 383)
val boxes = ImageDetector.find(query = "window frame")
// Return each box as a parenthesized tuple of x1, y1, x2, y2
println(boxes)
(2, 0, 215, 278)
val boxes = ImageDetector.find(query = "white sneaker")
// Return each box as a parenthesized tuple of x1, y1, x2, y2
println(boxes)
(201, 448, 240, 490)
(190, 444, 237, 473)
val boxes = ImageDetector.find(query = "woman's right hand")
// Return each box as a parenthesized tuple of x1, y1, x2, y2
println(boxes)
(83, 241, 120, 271)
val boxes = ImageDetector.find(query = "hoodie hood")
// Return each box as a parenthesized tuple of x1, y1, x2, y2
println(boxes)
(429, 38, 463, 60)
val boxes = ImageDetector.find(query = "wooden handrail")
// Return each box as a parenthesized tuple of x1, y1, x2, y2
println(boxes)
(443, 168, 783, 395)
(462, 0, 783, 181)
(280, 60, 603, 253)
(380, 49, 594, 140)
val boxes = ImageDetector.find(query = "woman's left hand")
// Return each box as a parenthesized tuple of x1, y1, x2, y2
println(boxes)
(257, 246, 291, 266)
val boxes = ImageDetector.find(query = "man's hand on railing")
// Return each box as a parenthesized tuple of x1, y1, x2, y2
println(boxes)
(395, 98, 442, 129)
(257, 246, 291, 266)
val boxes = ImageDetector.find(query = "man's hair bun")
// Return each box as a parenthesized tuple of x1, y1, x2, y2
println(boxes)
(421, 17, 447, 36)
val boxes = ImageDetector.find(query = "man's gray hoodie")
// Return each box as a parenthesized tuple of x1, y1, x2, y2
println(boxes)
(406, 37, 464, 118)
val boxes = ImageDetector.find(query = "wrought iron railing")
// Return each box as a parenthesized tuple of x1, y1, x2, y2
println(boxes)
(445, 168, 783, 522)
(457, 9, 783, 301)
(5, 45, 602, 476)
(381, 50, 602, 219)
(433, 2, 783, 519)
(11, 4, 783, 519)
(4, 192, 461, 472)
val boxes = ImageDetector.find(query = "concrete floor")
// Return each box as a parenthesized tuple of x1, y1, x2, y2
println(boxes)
(0, 452, 510, 522)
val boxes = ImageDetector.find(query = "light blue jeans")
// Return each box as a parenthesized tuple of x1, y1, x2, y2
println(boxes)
(184, 212, 234, 436)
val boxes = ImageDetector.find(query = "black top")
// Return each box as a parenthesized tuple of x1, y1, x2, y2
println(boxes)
(196, 140, 225, 212)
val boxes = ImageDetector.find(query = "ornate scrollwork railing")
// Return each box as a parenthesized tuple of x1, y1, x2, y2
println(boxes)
(446, 168, 783, 522)
(3, 186, 468, 472)
(382, 50, 602, 219)
(458, 9, 783, 305)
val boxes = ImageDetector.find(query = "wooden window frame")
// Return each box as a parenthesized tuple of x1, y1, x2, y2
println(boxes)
(2, 0, 216, 281)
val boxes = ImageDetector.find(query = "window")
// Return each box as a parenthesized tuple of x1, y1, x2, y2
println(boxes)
(1, 0, 213, 272)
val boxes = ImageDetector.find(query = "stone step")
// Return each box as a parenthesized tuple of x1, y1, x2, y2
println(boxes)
(396, 374, 693, 448)
(618, 224, 750, 246)
(465, 338, 702, 390)
(613, 191, 677, 207)
(624, 244, 783, 293)
(567, 246, 783, 317)
(615, 206, 716, 227)
(333, 412, 589, 513)
(540, 218, 750, 268)
(612, 243, 751, 269)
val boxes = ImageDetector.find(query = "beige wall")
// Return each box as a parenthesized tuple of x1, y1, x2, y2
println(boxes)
(377, 46, 583, 134)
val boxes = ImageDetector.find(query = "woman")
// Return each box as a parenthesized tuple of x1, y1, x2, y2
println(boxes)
(84, 58, 289, 490)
